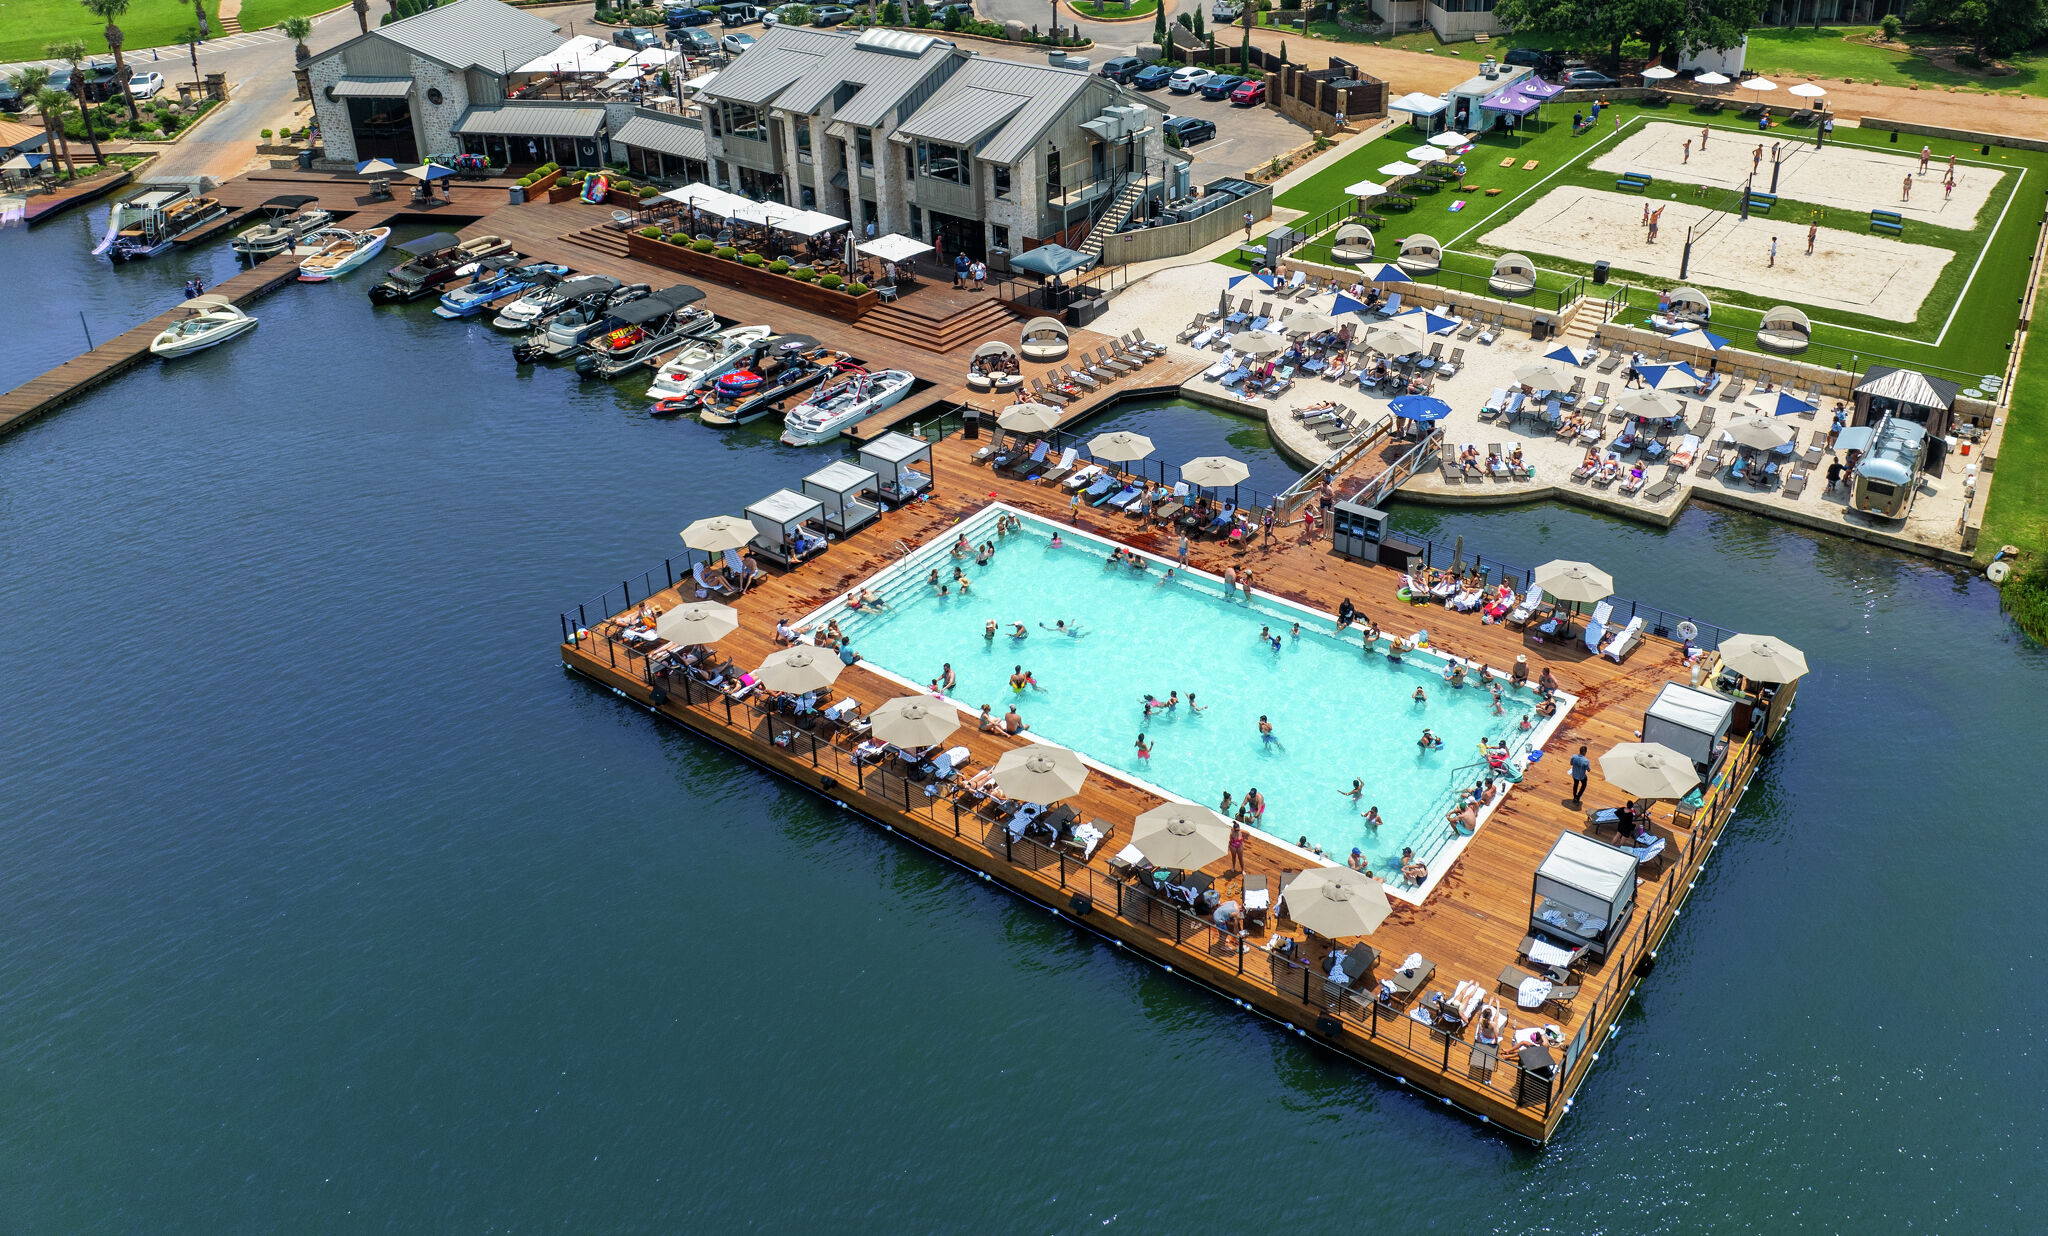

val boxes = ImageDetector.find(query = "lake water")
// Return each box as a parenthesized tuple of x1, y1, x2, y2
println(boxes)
(2, 222, 2045, 1230)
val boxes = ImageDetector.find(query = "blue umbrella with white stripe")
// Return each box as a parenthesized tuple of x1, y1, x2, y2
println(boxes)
(1389, 395, 1452, 422)
(1229, 271, 1277, 290)
(1371, 264, 1413, 284)
(1669, 327, 1730, 351)
(1331, 292, 1372, 317)
(1747, 390, 1816, 417)
(1402, 308, 1456, 335)
(1639, 361, 1704, 391)
(1544, 345, 1593, 366)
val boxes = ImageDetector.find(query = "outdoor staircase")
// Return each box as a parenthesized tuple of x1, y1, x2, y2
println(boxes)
(1076, 179, 1149, 261)
(855, 296, 1022, 355)
(558, 225, 634, 264)
(1557, 310, 1602, 351)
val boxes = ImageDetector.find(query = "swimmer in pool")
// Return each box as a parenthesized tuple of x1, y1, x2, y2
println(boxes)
(1011, 622, 1028, 639)
(1342, 778, 1364, 802)
(1414, 685, 1428, 704)
(1418, 729, 1442, 749)
(1049, 533, 1064, 548)
(1362, 805, 1383, 830)
(1039, 620, 1084, 637)
(985, 619, 998, 641)
(1186, 693, 1207, 713)
(1258, 715, 1277, 746)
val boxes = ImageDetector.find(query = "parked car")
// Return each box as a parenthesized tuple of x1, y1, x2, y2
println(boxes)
(671, 26, 718, 51)
(127, 70, 166, 100)
(0, 77, 20, 112)
(1162, 115, 1216, 146)
(1167, 66, 1212, 94)
(809, 3, 855, 23)
(1558, 68, 1618, 88)
(930, 2, 974, 18)
(1229, 78, 1266, 105)
(613, 26, 662, 49)
(719, 3, 765, 24)
(1213, 0, 1241, 18)
(666, 3, 717, 26)
(1199, 74, 1246, 100)
(1131, 63, 1173, 90)
(721, 31, 757, 53)
(1098, 56, 1144, 85)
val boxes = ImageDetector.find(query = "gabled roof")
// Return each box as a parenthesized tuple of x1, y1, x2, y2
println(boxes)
(1856, 364, 1960, 409)
(702, 24, 960, 120)
(368, 0, 562, 74)
(897, 56, 1101, 164)
(699, 25, 845, 107)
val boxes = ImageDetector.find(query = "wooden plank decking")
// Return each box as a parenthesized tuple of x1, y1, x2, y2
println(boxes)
(558, 431, 1773, 1141)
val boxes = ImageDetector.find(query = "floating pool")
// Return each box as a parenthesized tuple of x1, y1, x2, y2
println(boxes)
(812, 506, 1558, 886)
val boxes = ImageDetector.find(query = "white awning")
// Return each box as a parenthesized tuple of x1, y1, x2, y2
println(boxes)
(769, 208, 848, 237)
(1389, 91, 1450, 116)
(858, 232, 932, 263)
(331, 76, 412, 98)
(683, 72, 721, 94)
(661, 182, 752, 214)
(1538, 832, 1636, 903)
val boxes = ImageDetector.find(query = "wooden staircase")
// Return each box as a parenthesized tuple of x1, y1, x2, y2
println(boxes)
(854, 295, 1022, 355)
(558, 225, 634, 263)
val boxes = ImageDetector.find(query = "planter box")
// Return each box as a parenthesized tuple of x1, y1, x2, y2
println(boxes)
(607, 186, 655, 208)
(518, 167, 562, 202)
(626, 232, 879, 321)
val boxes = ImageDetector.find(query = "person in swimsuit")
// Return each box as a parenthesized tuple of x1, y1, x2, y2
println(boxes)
(1342, 778, 1364, 802)
(1135, 734, 1152, 759)
(1362, 805, 1383, 830)
(1258, 716, 1277, 745)
(1418, 729, 1442, 749)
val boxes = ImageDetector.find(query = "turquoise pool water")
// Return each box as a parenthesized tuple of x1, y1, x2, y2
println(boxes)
(818, 507, 1544, 875)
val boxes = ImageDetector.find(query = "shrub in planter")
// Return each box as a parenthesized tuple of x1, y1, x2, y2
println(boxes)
(820, 273, 844, 290)
(769, 259, 790, 274)
(846, 282, 868, 295)
(715, 245, 738, 259)
(261, 129, 273, 139)
(792, 268, 817, 282)
(517, 175, 536, 187)
(667, 232, 690, 245)
(741, 252, 765, 266)
(691, 238, 717, 252)
(639, 225, 663, 238)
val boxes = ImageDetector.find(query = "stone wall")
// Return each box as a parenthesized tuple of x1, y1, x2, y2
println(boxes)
(306, 55, 356, 165)
(409, 55, 469, 157)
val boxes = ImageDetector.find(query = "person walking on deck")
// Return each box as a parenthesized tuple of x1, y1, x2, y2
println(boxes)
(1569, 745, 1590, 803)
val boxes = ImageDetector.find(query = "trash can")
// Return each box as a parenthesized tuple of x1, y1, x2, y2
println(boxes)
(1593, 259, 1610, 284)
(1531, 315, 1553, 342)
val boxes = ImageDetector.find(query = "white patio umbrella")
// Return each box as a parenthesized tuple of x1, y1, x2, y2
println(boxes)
(355, 158, 401, 175)
(1599, 742, 1700, 801)
(1694, 71, 1731, 86)
(1739, 77, 1778, 92)
(990, 743, 1088, 802)
(753, 647, 843, 694)
(1717, 633, 1811, 683)
(1788, 82, 1827, 98)
(1180, 456, 1250, 488)
(1089, 430, 1154, 462)
(1723, 414, 1794, 451)
(1428, 130, 1472, 147)
(1378, 161, 1421, 177)
(1641, 65, 1677, 80)
(1514, 360, 1574, 390)
(1230, 330, 1289, 357)
(1283, 310, 1343, 335)
(1532, 559, 1614, 604)
(868, 696, 961, 748)
(1362, 321, 1426, 356)
(998, 403, 1062, 432)
(1611, 389, 1682, 422)
(680, 514, 755, 552)
(1343, 179, 1387, 197)
(1282, 867, 1393, 937)
(1404, 145, 1447, 163)
(1130, 803, 1233, 870)
(655, 600, 738, 645)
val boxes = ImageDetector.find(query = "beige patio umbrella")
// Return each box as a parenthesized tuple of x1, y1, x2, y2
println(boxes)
(680, 514, 755, 552)
(1717, 633, 1810, 683)
(1514, 360, 1574, 390)
(1283, 310, 1343, 335)
(1131, 803, 1233, 870)
(1599, 742, 1700, 801)
(1281, 866, 1393, 937)
(998, 402, 1061, 432)
(654, 600, 738, 645)
(752, 646, 843, 694)
(868, 695, 961, 748)
(1723, 414, 1794, 452)
(1531, 559, 1615, 603)
(1362, 321, 1426, 356)
(1089, 430, 1154, 462)
(1229, 330, 1289, 357)
(1611, 389, 1681, 421)
(1180, 455, 1250, 488)
(990, 743, 1088, 802)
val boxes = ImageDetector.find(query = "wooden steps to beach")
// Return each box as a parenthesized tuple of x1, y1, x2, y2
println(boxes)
(855, 295, 1023, 355)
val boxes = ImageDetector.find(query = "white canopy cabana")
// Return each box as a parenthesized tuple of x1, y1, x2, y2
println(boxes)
(1665, 286, 1712, 320)
(1756, 305, 1811, 354)
(1489, 252, 1538, 297)
(859, 232, 934, 264)
(662, 182, 752, 216)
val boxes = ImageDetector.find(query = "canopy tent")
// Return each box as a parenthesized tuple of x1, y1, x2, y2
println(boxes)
(858, 431, 932, 499)
(1855, 365, 1960, 437)
(745, 488, 826, 567)
(1388, 91, 1451, 134)
(1532, 832, 1638, 956)
(858, 232, 932, 264)
(1641, 682, 1734, 770)
(1009, 244, 1094, 277)
(802, 460, 880, 535)
(765, 207, 849, 237)
(682, 71, 721, 94)
(1756, 305, 1812, 354)
(661, 182, 751, 215)
(1396, 234, 1441, 276)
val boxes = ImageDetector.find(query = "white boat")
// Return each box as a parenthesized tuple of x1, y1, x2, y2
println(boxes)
(297, 226, 391, 281)
(648, 324, 775, 400)
(148, 295, 258, 358)
(491, 273, 621, 331)
(231, 194, 335, 257)
(780, 368, 917, 445)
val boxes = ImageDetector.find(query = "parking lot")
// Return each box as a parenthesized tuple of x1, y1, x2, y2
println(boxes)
(1153, 82, 1315, 183)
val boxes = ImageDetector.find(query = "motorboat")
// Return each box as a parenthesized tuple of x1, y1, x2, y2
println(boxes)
(648, 324, 775, 407)
(368, 232, 514, 303)
(231, 195, 335, 258)
(432, 261, 573, 319)
(697, 336, 848, 427)
(297, 227, 391, 281)
(148, 294, 258, 358)
(95, 187, 187, 258)
(779, 367, 917, 445)
(166, 197, 237, 247)
(572, 285, 717, 380)
(491, 273, 621, 331)
(512, 282, 655, 362)
(102, 190, 232, 262)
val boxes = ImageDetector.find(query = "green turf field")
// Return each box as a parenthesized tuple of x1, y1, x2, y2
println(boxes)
(0, 0, 236, 66)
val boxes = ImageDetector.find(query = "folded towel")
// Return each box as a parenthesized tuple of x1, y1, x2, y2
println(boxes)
(1399, 952, 1424, 975)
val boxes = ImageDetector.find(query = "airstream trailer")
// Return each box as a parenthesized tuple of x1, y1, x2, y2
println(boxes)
(1844, 414, 1925, 519)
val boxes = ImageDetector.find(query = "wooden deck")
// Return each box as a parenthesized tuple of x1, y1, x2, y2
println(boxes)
(558, 432, 1778, 1141)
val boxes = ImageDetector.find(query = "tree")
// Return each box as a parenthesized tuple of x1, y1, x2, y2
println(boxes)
(353, 0, 370, 33)
(1239, 7, 1252, 69)
(79, 0, 141, 124)
(281, 15, 314, 62)
(1494, 0, 1762, 67)
(1911, 0, 2048, 57)
(11, 68, 69, 175)
(46, 40, 104, 166)
(1153, 3, 1167, 44)
(33, 87, 79, 174)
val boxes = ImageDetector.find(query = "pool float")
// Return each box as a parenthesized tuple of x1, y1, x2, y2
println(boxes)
(581, 173, 610, 204)
(603, 325, 645, 351)
(717, 368, 765, 398)
(1396, 587, 1415, 603)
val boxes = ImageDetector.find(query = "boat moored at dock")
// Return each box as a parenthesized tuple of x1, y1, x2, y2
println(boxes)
(491, 274, 622, 331)
(297, 227, 392, 281)
(779, 367, 916, 445)
(231, 196, 336, 258)
(433, 261, 573, 319)
(648, 324, 775, 408)
(148, 295, 259, 358)
(368, 233, 514, 303)
(572, 285, 717, 380)
(696, 336, 846, 426)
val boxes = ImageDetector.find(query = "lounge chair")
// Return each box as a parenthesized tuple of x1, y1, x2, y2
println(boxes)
(1078, 474, 1118, 500)
(1500, 964, 1578, 1008)
(1061, 464, 1104, 491)
(1035, 445, 1080, 484)
(1440, 459, 1464, 484)
(971, 427, 1008, 464)
(1458, 317, 1481, 340)
(1600, 614, 1645, 661)
(1557, 599, 1610, 646)
(1385, 957, 1434, 999)
(692, 560, 739, 598)
(1376, 292, 1403, 318)
(1095, 483, 1140, 508)
(1003, 440, 1050, 476)
(1242, 873, 1270, 930)
(1784, 469, 1809, 498)
(1642, 476, 1678, 502)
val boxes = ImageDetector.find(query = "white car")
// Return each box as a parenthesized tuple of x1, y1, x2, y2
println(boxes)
(1167, 66, 1212, 95)
(721, 32, 755, 54)
(128, 70, 165, 99)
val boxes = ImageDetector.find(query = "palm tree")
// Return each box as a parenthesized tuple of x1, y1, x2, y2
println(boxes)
(11, 67, 66, 174)
(281, 15, 313, 62)
(30, 86, 79, 176)
(78, 0, 141, 125)
(46, 41, 104, 166)
(353, 0, 369, 34)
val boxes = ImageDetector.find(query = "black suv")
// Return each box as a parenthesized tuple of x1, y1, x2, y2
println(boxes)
(613, 27, 662, 49)
(1099, 56, 1144, 84)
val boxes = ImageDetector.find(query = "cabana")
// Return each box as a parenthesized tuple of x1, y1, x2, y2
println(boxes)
(1853, 365, 1960, 441)
(1019, 317, 1070, 362)
(745, 488, 827, 568)
(858, 432, 933, 505)
(1489, 252, 1538, 297)
(1388, 91, 1451, 136)
(802, 460, 881, 535)
(1397, 233, 1442, 276)
(1531, 832, 1637, 958)
(967, 340, 1023, 392)
(1329, 223, 1376, 264)
(1755, 305, 1811, 354)
(1641, 682, 1733, 776)
(1663, 286, 1712, 322)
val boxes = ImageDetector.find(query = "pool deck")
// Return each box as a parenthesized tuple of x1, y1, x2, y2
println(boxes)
(558, 432, 1784, 1142)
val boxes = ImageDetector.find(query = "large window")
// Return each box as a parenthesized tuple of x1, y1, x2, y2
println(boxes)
(1044, 149, 1062, 198)
(725, 103, 767, 142)
(992, 164, 1012, 199)
(856, 127, 874, 172)
(916, 140, 970, 187)
(795, 118, 812, 164)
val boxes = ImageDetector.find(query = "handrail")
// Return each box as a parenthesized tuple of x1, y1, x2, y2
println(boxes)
(1273, 413, 1394, 514)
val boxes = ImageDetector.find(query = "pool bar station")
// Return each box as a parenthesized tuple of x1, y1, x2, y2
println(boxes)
(557, 429, 1800, 1143)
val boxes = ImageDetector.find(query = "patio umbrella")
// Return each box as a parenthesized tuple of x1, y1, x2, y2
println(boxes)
(1788, 82, 1827, 98)
(998, 403, 1062, 432)
(680, 514, 755, 552)
(1747, 390, 1815, 417)
(654, 600, 738, 645)
(1389, 395, 1451, 422)
(1404, 146, 1446, 163)
(1180, 455, 1250, 487)
(1131, 803, 1233, 869)
(1370, 264, 1413, 284)
(1089, 430, 1154, 462)
(0, 152, 45, 171)
(1362, 321, 1425, 356)
(868, 696, 961, 748)
(990, 743, 1088, 802)
(1228, 271, 1277, 290)
(1532, 559, 1614, 604)
(1008, 244, 1093, 277)
(1378, 161, 1421, 177)
(1599, 743, 1700, 801)
(1694, 71, 1731, 86)
(1230, 330, 1289, 357)
(1281, 867, 1392, 937)
(1343, 179, 1386, 197)
(1611, 389, 1682, 421)
(1404, 308, 1457, 335)
(858, 232, 933, 263)
(356, 158, 400, 174)
(753, 647, 843, 694)
(1514, 360, 1574, 389)
(1428, 130, 1473, 147)
(1640, 65, 1678, 80)
(1640, 361, 1704, 392)
(1668, 327, 1730, 352)
(405, 163, 456, 181)
(1723, 414, 1794, 451)
(1739, 77, 1778, 92)
(1330, 293, 1372, 317)
(1283, 310, 1343, 335)
(1545, 344, 1594, 366)
(1717, 633, 1810, 683)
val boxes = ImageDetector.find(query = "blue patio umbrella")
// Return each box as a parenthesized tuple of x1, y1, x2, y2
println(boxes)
(1669, 326, 1730, 351)
(1010, 243, 1095, 277)
(1401, 308, 1456, 335)
(1749, 390, 1815, 416)
(1228, 271, 1277, 290)
(1639, 361, 1703, 391)
(1389, 395, 1451, 422)
(355, 158, 401, 174)
(1330, 292, 1371, 317)
(1545, 344, 1593, 366)
(1370, 264, 1413, 284)
(406, 162, 457, 181)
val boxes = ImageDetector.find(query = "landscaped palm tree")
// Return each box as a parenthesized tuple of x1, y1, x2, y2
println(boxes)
(353, 0, 369, 34)
(11, 68, 70, 175)
(30, 86, 79, 175)
(281, 15, 313, 62)
(46, 40, 104, 166)
(79, 0, 141, 125)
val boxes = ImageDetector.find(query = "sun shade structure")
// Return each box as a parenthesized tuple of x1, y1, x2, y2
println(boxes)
(1397, 234, 1442, 275)
(1640, 65, 1677, 80)
(868, 696, 961, 748)
(1088, 430, 1154, 462)
(1642, 683, 1735, 768)
(1180, 456, 1250, 487)
(1230, 330, 1289, 357)
(1404, 145, 1447, 163)
(1640, 361, 1704, 392)
(1489, 252, 1538, 296)
(1722, 414, 1794, 451)
(1389, 395, 1451, 422)
(1019, 317, 1069, 362)
(1282, 867, 1392, 937)
(1668, 327, 1729, 352)
(680, 514, 758, 551)
(1665, 286, 1712, 319)
(753, 646, 843, 694)
(1283, 311, 1343, 335)
(1330, 224, 1376, 263)
(1514, 360, 1573, 389)
(1599, 743, 1701, 800)
(1370, 263, 1413, 284)
(1694, 71, 1731, 86)
(1756, 305, 1811, 354)
(1532, 832, 1638, 957)
(1788, 81, 1827, 97)
(1739, 77, 1778, 91)
(1342, 180, 1386, 197)
(1362, 321, 1426, 356)
(1746, 390, 1815, 418)
(1545, 345, 1593, 366)
(1611, 389, 1682, 421)
(858, 232, 933, 263)
(1008, 244, 1094, 277)
(405, 163, 456, 181)
(1228, 271, 1277, 290)
(1532, 559, 1614, 604)
(997, 403, 1062, 432)
(655, 600, 739, 644)
(1717, 633, 1810, 682)
(1130, 803, 1233, 869)
(1378, 160, 1421, 177)
(990, 743, 1088, 801)
(1428, 130, 1473, 147)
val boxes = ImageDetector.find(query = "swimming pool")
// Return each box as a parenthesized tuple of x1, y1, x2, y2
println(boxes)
(811, 506, 1563, 891)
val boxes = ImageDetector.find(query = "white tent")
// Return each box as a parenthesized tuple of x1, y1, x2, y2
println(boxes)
(769, 208, 849, 237)
(1532, 832, 1638, 956)
(662, 182, 751, 215)
(1389, 91, 1450, 117)
(859, 232, 934, 263)
(683, 71, 721, 94)
(517, 34, 608, 73)
(1640, 682, 1734, 770)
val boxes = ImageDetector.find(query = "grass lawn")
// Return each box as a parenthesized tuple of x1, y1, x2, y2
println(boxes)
(0, 0, 233, 66)
(234, 0, 337, 32)
(1743, 26, 2048, 98)
(1223, 101, 2043, 380)
(1980, 260, 2048, 561)
(1072, 0, 1158, 16)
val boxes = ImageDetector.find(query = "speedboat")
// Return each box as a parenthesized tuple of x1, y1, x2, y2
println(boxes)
(573, 285, 718, 380)
(433, 261, 573, 319)
(491, 273, 621, 331)
(231, 195, 334, 258)
(166, 197, 237, 247)
(297, 227, 391, 281)
(368, 233, 514, 303)
(697, 336, 847, 426)
(511, 282, 654, 363)
(648, 324, 775, 408)
(779, 367, 917, 445)
(148, 295, 258, 358)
